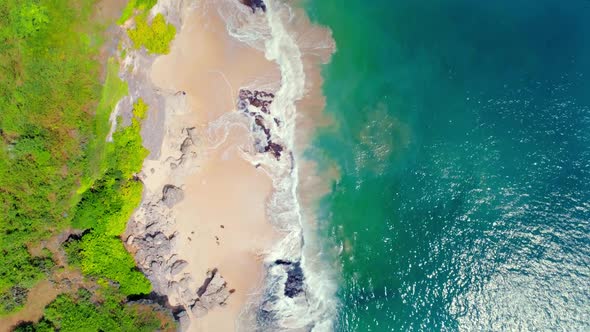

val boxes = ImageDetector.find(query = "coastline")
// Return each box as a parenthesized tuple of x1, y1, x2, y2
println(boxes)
(122, 0, 337, 330)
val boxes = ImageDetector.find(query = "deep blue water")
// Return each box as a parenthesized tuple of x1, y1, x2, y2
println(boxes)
(304, 0, 590, 330)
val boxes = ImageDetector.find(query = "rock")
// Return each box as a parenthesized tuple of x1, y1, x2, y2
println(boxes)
(237, 88, 274, 114)
(162, 185, 184, 207)
(196, 268, 231, 308)
(170, 260, 188, 276)
(180, 137, 193, 154)
(268, 142, 283, 160)
(175, 309, 190, 327)
(191, 301, 208, 318)
(274, 259, 292, 265)
(283, 261, 305, 298)
(186, 127, 198, 142)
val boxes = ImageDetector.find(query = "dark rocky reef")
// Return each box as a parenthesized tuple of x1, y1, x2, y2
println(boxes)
(240, 0, 266, 13)
(274, 260, 305, 298)
(255, 259, 309, 330)
(239, 89, 274, 114)
(237, 89, 285, 160)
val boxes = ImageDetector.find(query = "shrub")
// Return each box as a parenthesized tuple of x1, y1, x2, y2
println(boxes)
(78, 234, 151, 296)
(69, 98, 151, 296)
(128, 13, 176, 54)
(38, 286, 169, 331)
(118, 0, 158, 24)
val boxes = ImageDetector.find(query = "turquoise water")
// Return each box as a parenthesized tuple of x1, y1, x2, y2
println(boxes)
(304, 0, 590, 330)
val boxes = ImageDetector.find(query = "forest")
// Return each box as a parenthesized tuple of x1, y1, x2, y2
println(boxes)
(0, 0, 175, 329)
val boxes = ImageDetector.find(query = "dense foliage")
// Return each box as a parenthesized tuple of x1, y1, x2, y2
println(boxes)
(68, 99, 152, 296)
(128, 13, 176, 54)
(0, 0, 102, 314)
(14, 285, 173, 332)
(118, 0, 158, 24)
(1, 0, 176, 329)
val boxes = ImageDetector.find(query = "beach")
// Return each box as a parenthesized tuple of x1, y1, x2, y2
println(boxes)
(124, 0, 336, 330)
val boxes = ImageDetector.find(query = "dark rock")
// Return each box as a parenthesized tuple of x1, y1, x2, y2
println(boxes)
(274, 259, 292, 265)
(237, 88, 274, 114)
(284, 262, 305, 298)
(268, 142, 283, 160)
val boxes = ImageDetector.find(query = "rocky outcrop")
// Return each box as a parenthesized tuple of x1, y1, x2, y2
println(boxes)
(191, 269, 232, 317)
(129, 200, 234, 326)
(240, 0, 266, 13)
(126, 113, 233, 328)
(161, 185, 184, 208)
(238, 89, 285, 160)
(274, 260, 305, 298)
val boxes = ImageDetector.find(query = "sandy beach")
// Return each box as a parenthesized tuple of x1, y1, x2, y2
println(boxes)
(125, 0, 337, 330)
(131, 1, 282, 330)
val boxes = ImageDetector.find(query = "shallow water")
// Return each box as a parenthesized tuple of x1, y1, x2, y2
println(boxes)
(304, 0, 590, 330)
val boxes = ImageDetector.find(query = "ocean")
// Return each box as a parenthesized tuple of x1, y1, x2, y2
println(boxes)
(303, 0, 590, 330)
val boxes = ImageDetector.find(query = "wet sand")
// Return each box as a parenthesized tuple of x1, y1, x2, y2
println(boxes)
(149, 2, 280, 330)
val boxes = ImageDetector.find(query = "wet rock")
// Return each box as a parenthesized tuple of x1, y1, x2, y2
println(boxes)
(274, 259, 292, 265)
(236, 88, 286, 161)
(238, 89, 274, 114)
(281, 261, 305, 298)
(162, 185, 184, 207)
(268, 142, 283, 160)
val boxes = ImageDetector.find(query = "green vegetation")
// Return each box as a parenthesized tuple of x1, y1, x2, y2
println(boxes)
(118, 0, 158, 24)
(68, 99, 151, 296)
(83, 58, 129, 188)
(1, 0, 175, 328)
(128, 13, 176, 54)
(15, 286, 174, 331)
(0, 0, 102, 314)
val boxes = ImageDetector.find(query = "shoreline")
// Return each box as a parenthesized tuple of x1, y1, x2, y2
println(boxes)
(122, 0, 337, 330)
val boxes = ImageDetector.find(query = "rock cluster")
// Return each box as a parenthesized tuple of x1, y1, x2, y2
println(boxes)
(127, 123, 233, 327)
(129, 200, 234, 324)
(238, 89, 284, 160)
